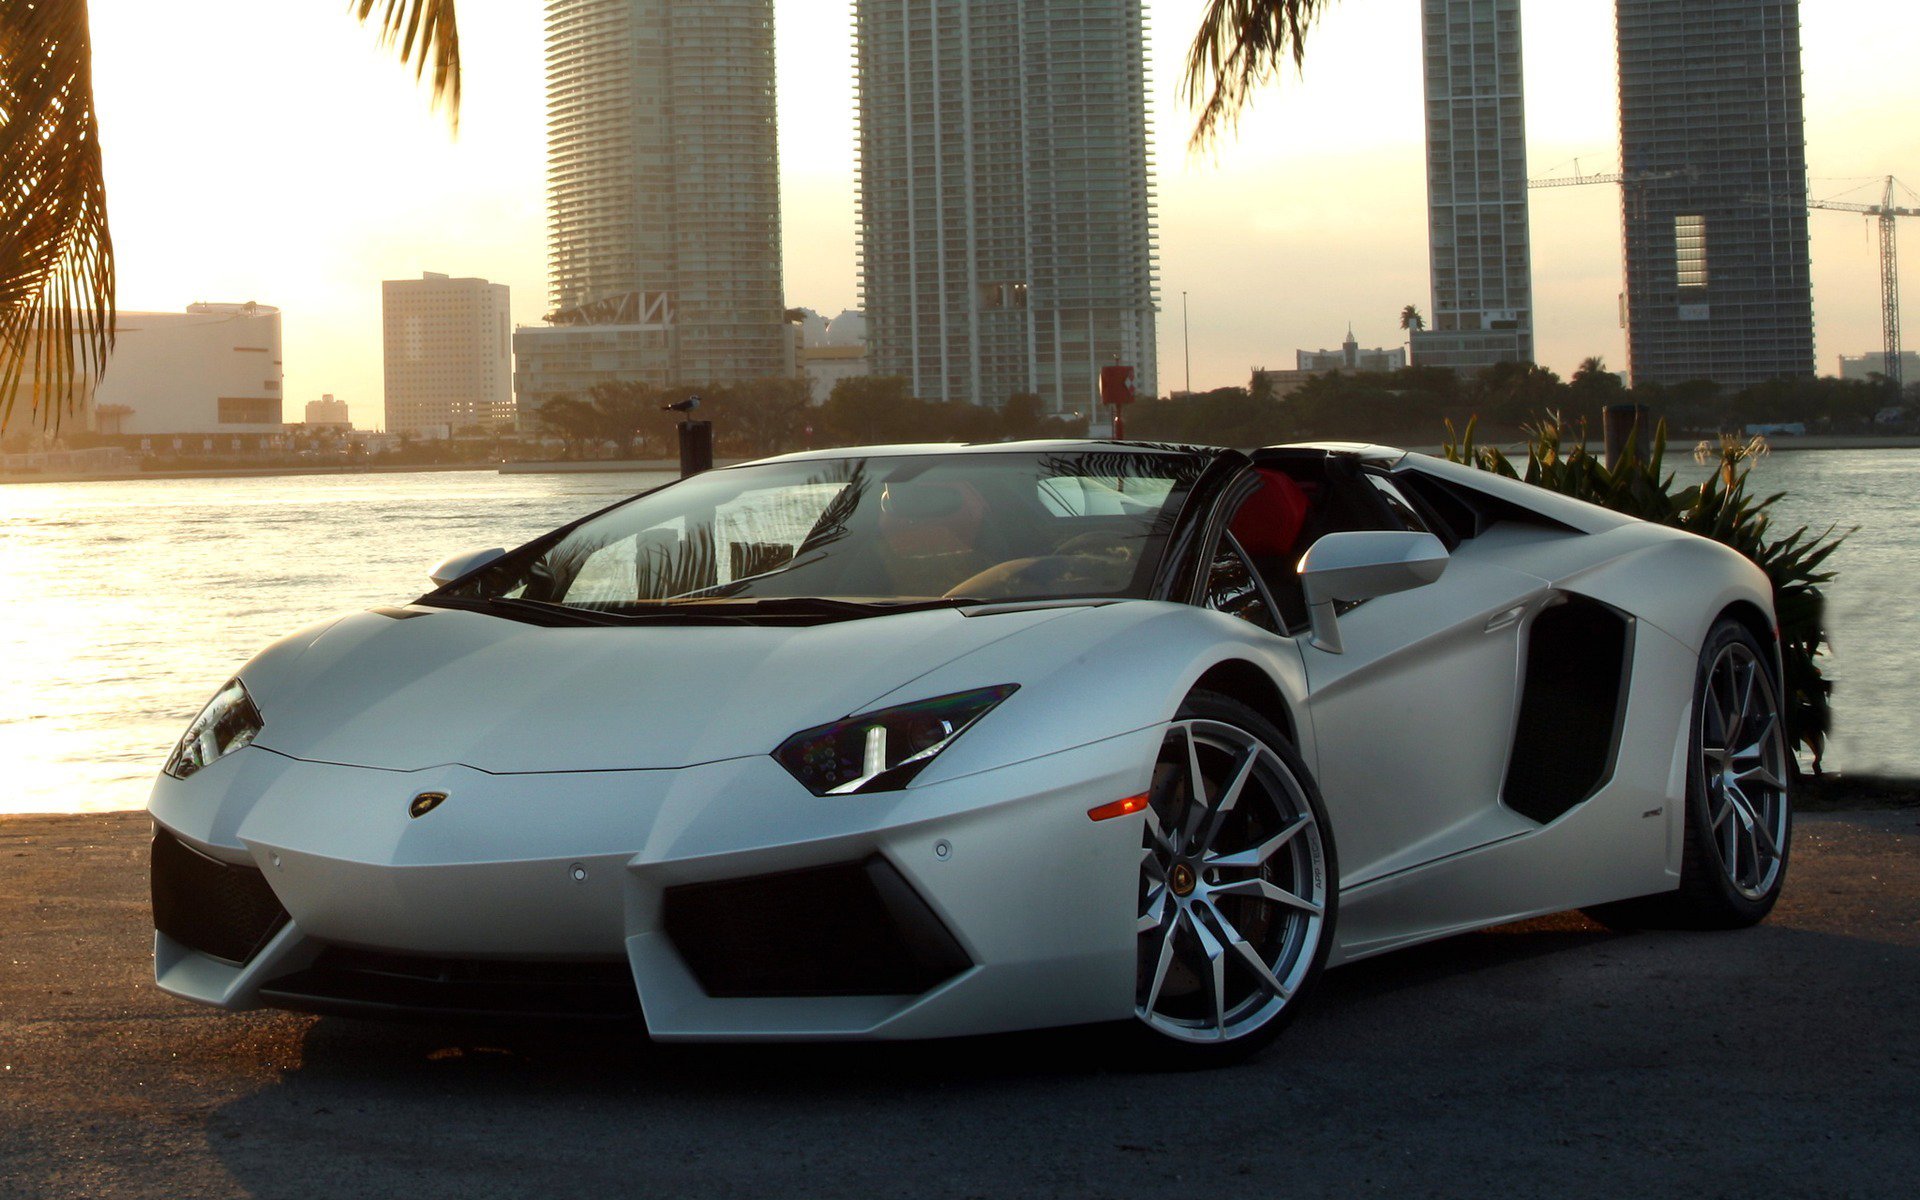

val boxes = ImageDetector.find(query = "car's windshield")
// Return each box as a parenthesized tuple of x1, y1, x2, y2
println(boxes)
(438, 449, 1210, 614)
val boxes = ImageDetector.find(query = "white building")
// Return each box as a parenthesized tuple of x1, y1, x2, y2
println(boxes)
(1415, 0, 1534, 371)
(795, 309, 871, 404)
(1297, 330, 1408, 373)
(90, 302, 284, 437)
(382, 272, 513, 435)
(514, 318, 675, 427)
(1839, 352, 1920, 383)
(541, 0, 788, 384)
(855, 0, 1159, 412)
(305, 395, 351, 428)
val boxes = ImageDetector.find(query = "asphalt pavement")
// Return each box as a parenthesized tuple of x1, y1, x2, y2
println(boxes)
(2, 809, 1915, 1200)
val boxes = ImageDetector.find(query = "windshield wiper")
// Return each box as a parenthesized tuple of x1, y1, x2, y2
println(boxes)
(418, 595, 624, 627)
(420, 593, 975, 626)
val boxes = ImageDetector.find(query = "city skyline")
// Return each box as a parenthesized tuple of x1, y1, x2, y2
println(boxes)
(80, 0, 1919, 421)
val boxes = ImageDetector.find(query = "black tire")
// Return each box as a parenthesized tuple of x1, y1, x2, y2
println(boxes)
(1124, 690, 1337, 1069)
(1585, 619, 1792, 931)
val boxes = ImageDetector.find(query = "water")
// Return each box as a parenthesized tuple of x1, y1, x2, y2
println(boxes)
(0, 470, 675, 815)
(1726, 448, 1917, 777)
(0, 452, 1913, 816)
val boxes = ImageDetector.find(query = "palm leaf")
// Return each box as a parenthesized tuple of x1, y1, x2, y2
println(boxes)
(1, 1, 463, 435)
(0, 0, 114, 435)
(1183, 0, 1331, 149)
(351, 0, 463, 127)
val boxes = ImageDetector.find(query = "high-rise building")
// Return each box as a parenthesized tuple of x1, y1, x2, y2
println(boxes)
(541, 0, 787, 385)
(1412, 0, 1534, 373)
(855, 0, 1158, 411)
(382, 272, 513, 435)
(1617, 0, 1814, 387)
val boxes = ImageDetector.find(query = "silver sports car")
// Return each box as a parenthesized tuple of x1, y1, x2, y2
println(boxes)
(150, 441, 1791, 1063)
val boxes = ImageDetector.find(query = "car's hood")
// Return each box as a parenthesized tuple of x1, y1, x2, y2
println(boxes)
(241, 605, 1076, 774)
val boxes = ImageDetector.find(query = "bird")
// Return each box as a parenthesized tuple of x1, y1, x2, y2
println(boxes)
(662, 395, 702, 414)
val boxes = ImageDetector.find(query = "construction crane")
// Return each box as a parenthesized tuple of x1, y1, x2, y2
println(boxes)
(1528, 159, 1694, 190)
(1801, 178, 1918, 390)
(1527, 162, 1694, 226)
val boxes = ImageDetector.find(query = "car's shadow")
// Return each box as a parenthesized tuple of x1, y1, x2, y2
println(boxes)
(193, 915, 1920, 1199)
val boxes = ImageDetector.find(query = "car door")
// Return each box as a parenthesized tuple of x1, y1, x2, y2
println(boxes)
(1226, 458, 1555, 888)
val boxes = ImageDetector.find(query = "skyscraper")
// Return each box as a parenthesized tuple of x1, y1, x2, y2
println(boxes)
(383, 274, 512, 435)
(1617, 0, 1814, 387)
(855, 0, 1158, 411)
(1412, 0, 1534, 372)
(539, 0, 787, 385)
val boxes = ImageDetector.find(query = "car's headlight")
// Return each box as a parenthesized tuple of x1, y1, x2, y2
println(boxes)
(163, 679, 264, 781)
(774, 685, 1018, 795)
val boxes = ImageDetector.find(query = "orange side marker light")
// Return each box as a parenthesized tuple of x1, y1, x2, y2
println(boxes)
(1088, 794, 1149, 822)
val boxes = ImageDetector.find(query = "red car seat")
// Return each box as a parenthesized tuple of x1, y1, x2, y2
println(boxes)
(1229, 469, 1311, 559)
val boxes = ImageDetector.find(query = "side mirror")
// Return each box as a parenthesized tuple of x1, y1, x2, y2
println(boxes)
(1298, 531, 1449, 654)
(428, 547, 506, 588)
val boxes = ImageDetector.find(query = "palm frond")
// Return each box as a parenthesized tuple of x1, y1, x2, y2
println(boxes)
(0, 0, 114, 435)
(351, 0, 463, 128)
(1183, 0, 1330, 150)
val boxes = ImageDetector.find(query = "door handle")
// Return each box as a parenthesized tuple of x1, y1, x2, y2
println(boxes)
(1484, 604, 1528, 633)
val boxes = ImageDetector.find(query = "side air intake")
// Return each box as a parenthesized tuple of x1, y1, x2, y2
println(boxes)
(1503, 597, 1634, 825)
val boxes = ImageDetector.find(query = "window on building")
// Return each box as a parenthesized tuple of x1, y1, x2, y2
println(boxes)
(219, 398, 280, 425)
(1675, 214, 1708, 292)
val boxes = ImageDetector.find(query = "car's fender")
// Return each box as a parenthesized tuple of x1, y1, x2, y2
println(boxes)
(222, 612, 357, 711)
(1548, 531, 1777, 656)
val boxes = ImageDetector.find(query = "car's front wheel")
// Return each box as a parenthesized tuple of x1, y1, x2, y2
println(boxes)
(1131, 691, 1336, 1066)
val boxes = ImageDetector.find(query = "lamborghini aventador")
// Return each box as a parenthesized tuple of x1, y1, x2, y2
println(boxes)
(149, 442, 1791, 1063)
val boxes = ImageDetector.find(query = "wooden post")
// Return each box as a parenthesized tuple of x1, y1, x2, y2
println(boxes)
(1604, 403, 1651, 469)
(678, 421, 713, 477)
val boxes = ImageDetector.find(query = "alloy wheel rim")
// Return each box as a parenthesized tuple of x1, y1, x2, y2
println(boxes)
(1700, 642, 1791, 901)
(1135, 720, 1327, 1044)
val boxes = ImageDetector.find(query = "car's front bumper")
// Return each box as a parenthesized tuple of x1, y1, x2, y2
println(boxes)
(148, 728, 1157, 1041)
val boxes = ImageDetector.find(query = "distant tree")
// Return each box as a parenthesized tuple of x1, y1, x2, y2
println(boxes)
(1000, 392, 1045, 440)
(1126, 386, 1285, 447)
(1400, 305, 1426, 366)
(1569, 356, 1626, 409)
(1470, 362, 1565, 427)
(712, 377, 811, 457)
(920, 400, 1001, 444)
(537, 396, 597, 460)
(586, 380, 661, 458)
(820, 376, 927, 446)
(1249, 370, 1279, 404)
(1, 1, 463, 431)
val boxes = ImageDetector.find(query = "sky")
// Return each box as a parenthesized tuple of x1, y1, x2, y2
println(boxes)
(85, 1, 1920, 424)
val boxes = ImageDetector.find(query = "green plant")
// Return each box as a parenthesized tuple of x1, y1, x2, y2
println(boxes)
(1443, 415, 1849, 773)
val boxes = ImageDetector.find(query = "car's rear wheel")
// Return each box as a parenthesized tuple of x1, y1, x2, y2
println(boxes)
(1130, 691, 1335, 1066)
(1587, 618, 1792, 930)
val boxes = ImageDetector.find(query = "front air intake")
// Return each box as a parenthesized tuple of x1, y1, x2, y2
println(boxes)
(151, 825, 290, 965)
(663, 856, 971, 998)
(260, 950, 642, 1021)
